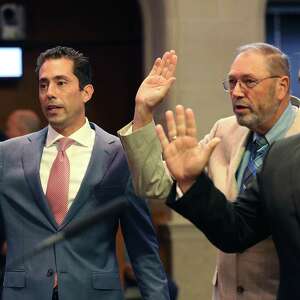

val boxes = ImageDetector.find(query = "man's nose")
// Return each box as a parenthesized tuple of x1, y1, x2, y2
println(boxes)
(231, 80, 245, 98)
(46, 83, 56, 99)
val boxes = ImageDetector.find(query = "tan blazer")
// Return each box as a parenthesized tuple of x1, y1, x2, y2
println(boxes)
(118, 105, 300, 300)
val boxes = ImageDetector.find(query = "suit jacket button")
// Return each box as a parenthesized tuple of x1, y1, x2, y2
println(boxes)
(47, 269, 54, 277)
(237, 286, 244, 294)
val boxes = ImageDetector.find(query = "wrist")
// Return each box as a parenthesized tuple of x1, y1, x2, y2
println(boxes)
(178, 179, 196, 194)
(133, 103, 154, 131)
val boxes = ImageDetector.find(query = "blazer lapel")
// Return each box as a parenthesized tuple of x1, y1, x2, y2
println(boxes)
(61, 125, 118, 229)
(226, 128, 251, 199)
(22, 128, 58, 229)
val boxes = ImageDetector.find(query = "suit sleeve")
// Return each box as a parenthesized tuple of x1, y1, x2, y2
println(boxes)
(120, 178, 170, 300)
(0, 145, 5, 245)
(118, 121, 173, 199)
(166, 172, 270, 253)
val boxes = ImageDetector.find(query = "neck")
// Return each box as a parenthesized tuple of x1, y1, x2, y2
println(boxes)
(51, 119, 86, 137)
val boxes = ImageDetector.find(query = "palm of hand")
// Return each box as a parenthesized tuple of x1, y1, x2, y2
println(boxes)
(136, 75, 171, 108)
(164, 136, 205, 182)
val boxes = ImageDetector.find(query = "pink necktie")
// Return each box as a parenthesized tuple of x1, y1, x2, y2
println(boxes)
(46, 138, 74, 225)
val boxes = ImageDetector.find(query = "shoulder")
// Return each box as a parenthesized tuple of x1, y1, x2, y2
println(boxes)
(271, 132, 300, 152)
(91, 123, 120, 143)
(92, 122, 126, 162)
(0, 128, 46, 148)
(207, 115, 249, 140)
(263, 133, 300, 173)
(91, 122, 122, 150)
(213, 115, 243, 131)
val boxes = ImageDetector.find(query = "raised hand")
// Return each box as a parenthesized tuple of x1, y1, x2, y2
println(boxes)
(133, 50, 177, 130)
(156, 105, 220, 193)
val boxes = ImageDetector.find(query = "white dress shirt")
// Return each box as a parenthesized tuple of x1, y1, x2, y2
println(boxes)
(40, 118, 95, 209)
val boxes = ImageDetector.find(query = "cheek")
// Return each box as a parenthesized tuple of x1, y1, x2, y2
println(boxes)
(246, 91, 262, 109)
(38, 96, 46, 107)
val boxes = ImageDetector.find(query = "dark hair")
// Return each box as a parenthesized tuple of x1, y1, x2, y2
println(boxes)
(237, 42, 290, 78)
(35, 46, 92, 89)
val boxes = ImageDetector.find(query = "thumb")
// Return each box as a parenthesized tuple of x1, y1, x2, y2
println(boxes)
(204, 137, 221, 156)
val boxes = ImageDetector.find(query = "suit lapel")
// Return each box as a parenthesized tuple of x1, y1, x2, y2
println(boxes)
(22, 128, 58, 229)
(61, 125, 118, 229)
(226, 128, 251, 199)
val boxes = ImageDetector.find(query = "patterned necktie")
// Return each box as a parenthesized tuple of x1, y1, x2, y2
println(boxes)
(240, 135, 269, 193)
(46, 138, 74, 225)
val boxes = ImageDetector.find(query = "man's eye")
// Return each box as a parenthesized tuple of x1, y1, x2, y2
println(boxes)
(244, 79, 256, 86)
(229, 79, 237, 87)
(39, 83, 47, 89)
(57, 81, 66, 86)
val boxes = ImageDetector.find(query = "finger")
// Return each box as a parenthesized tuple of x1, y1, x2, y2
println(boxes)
(156, 124, 169, 152)
(166, 110, 177, 140)
(175, 105, 186, 137)
(161, 64, 169, 78)
(185, 108, 197, 138)
(205, 137, 221, 156)
(161, 51, 172, 78)
(165, 53, 177, 79)
(148, 57, 162, 77)
(159, 51, 170, 76)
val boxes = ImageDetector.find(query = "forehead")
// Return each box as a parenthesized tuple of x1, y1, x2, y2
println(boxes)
(8, 113, 17, 123)
(39, 57, 75, 80)
(229, 51, 269, 77)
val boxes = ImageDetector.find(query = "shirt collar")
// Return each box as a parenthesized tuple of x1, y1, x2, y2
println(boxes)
(253, 102, 296, 145)
(45, 118, 94, 148)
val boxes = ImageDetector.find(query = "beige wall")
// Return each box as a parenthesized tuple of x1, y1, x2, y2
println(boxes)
(138, 0, 267, 299)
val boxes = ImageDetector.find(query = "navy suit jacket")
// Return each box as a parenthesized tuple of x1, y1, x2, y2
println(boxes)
(0, 123, 169, 300)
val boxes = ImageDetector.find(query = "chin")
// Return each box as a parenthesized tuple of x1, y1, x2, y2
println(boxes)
(48, 119, 66, 129)
(236, 115, 259, 130)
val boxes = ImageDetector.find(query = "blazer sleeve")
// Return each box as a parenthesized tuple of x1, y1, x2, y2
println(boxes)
(0, 145, 5, 245)
(166, 172, 271, 253)
(118, 121, 173, 199)
(120, 178, 170, 300)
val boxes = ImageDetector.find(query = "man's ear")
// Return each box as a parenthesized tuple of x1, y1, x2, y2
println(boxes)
(82, 84, 94, 103)
(277, 76, 289, 100)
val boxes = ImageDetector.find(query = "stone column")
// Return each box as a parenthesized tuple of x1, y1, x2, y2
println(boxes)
(138, 0, 267, 299)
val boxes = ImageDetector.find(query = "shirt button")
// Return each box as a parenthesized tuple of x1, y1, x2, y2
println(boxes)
(237, 286, 244, 294)
(47, 269, 54, 277)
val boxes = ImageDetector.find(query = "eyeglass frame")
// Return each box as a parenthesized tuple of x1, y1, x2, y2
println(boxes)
(222, 75, 281, 92)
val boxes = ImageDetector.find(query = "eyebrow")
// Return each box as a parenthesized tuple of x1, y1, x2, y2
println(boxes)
(227, 73, 257, 79)
(39, 75, 70, 82)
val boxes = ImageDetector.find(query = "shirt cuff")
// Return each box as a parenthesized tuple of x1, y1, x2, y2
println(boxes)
(175, 183, 183, 200)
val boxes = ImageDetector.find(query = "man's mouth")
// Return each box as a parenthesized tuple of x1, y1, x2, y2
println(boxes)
(47, 105, 63, 112)
(234, 104, 251, 113)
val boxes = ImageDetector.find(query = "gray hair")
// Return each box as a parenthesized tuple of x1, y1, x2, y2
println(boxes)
(237, 42, 290, 78)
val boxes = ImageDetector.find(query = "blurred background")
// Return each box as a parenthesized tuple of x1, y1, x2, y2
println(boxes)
(0, 0, 142, 134)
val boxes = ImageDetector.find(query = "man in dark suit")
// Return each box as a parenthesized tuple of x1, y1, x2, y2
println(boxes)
(0, 46, 170, 300)
(156, 105, 300, 300)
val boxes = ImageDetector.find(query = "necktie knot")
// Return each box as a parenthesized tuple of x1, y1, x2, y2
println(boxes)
(254, 135, 268, 151)
(57, 137, 74, 152)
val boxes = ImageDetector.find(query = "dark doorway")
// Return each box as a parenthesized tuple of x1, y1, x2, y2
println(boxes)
(266, 1, 300, 98)
(0, 0, 143, 135)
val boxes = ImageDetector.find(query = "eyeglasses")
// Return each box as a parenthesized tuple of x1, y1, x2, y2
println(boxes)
(222, 75, 281, 92)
